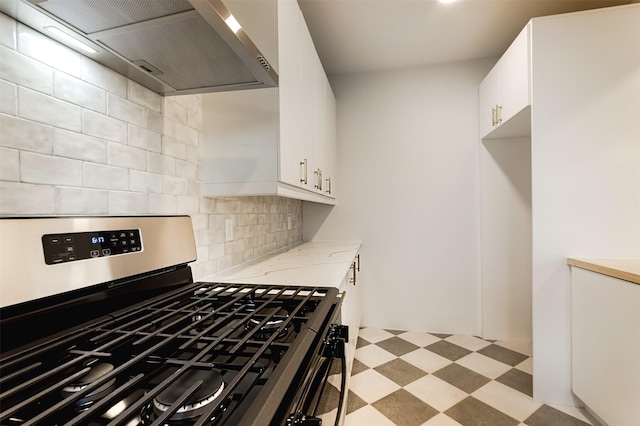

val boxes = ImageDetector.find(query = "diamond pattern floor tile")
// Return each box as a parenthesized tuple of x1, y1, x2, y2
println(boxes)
(343, 328, 592, 426)
(374, 358, 428, 387)
(372, 388, 439, 426)
(433, 363, 491, 393)
(376, 336, 420, 357)
(445, 396, 520, 426)
(477, 343, 529, 366)
(425, 340, 472, 361)
(525, 404, 591, 426)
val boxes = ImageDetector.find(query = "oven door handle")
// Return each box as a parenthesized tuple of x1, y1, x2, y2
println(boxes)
(287, 336, 347, 426)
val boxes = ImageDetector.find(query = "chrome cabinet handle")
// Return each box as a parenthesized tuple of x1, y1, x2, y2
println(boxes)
(325, 177, 331, 194)
(300, 159, 307, 184)
(496, 105, 502, 125)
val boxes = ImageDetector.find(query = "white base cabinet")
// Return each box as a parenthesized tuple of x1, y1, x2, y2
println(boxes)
(570, 267, 640, 425)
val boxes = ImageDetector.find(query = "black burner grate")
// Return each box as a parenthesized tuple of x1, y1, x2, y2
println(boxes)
(0, 283, 337, 425)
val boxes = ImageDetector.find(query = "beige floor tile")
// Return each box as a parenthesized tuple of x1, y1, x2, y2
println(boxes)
(456, 352, 512, 379)
(422, 412, 464, 426)
(472, 381, 542, 421)
(355, 343, 397, 368)
(514, 357, 533, 374)
(401, 348, 451, 373)
(348, 368, 401, 404)
(358, 327, 396, 343)
(344, 404, 396, 426)
(396, 330, 442, 347)
(445, 334, 492, 351)
(405, 374, 468, 412)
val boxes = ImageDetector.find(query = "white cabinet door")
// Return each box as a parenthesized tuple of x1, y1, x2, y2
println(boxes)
(278, 0, 306, 188)
(500, 24, 530, 124)
(479, 23, 530, 139)
(478, 62, 501, 139)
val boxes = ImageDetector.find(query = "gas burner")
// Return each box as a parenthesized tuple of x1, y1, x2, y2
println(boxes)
(141, 369, 226, 423)
(61, 361, 117, 409)
(245, 306, 290, 339)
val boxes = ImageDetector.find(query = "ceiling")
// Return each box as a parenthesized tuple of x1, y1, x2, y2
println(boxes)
(298, 0, 638, 76)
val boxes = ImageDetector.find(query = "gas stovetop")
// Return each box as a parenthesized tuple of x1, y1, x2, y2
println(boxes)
(0, 217, 345, 426)
(0, 282, 338, 425)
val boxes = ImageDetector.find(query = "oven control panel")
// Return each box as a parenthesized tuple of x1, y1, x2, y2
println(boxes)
(42, 229, 142, 265)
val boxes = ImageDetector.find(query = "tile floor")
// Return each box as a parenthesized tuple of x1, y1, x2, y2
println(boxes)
(322, 327, 594, 426)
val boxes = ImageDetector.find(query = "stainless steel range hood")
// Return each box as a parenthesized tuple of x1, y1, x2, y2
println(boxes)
(0, 0, 278, 95)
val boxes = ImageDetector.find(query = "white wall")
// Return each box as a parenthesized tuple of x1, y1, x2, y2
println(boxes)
(304, 59, 494, 335)
(530, 5, 640, 404)
(0, 13, 302, 282)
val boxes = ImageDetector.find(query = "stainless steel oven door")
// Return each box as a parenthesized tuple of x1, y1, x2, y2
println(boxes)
(286, 324, 349, 426)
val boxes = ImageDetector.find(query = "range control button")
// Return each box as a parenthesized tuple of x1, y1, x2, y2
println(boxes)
(90, 250, 100, 258)
(102, 248, 111, 256)
(65, 246, 74, 253)
(52, 256, 63, 264)
(49, 237, 61, 244)
(63, 236, 73, 243)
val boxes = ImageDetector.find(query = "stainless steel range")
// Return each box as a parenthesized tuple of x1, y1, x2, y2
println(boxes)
(0, 216, 347, 425)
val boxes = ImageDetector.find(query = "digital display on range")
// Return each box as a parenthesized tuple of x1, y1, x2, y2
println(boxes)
(42, 229, 142, 265)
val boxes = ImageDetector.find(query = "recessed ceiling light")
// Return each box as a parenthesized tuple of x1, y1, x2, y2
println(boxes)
(438, 0, 458, 4)
(44, 26, 97, 54)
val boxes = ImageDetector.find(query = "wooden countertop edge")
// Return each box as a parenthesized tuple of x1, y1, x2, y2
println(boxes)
(567, 258, 640, 285)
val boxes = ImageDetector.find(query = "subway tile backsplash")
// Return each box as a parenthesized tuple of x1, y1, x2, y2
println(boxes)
(0, 14, 302, 280)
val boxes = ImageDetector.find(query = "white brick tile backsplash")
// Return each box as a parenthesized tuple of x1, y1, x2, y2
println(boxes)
(173, 94, 200, 112)
(163, 176, 188, 195)
(163, 98, 188, 124)
(0, 181, 55, 215)
(0, 13, 16, 49)
(107, 94, 144, 127)
(147, 152, 175, 176)
(149, 193, 177, 214)
(148, 113, 198, 146)
(54, 71, 106, 113)
(129, 170, 163, 194)
(17, 24, 82, 78)
(82, 59, 127, 98)
(54, 129, 106, 163)
(128, 125, 161, 152)
(0, 80, 17, 115)
(162, 136, 188, 160)
(0, 147, 19, 181)
(108, 142, 146, 171)
(2, 14, 302, 280)
(108, 191, 148, 214)
(56, 187, 108, 214)
(82, 109, 127, 143)
(177, 195, 200, 214)
(1, 46, 53, 95)
(176, 159, 197, 180)
(18, 87, 81, 131)
(84, 163, 129, 190)
(0, 114, 53, 154)
(128, 81, 161, 112)
(20, 151, 82, 186)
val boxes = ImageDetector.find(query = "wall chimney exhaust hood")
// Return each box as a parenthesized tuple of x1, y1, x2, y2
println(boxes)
(0, 0, 278, 95)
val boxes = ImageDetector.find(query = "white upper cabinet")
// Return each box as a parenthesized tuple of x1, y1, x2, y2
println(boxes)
(479, 23, 531, 139)
(201, 0, 337, 205)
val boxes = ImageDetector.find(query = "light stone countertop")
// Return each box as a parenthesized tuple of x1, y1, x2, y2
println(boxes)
(567, 258, 640, 285)
(203, 240, 362, 288)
